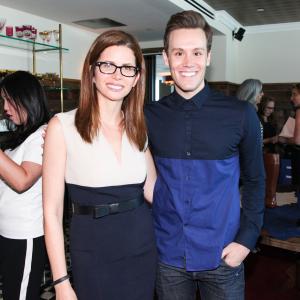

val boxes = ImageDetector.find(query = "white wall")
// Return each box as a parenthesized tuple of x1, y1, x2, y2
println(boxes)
(236, 27, 300, 83)
(197, 25, 300, 84)
(0, 5, 98, 79)
(1, 4, 300, 84)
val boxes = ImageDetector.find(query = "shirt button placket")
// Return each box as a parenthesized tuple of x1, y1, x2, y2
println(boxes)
(185, 111, 192, 158)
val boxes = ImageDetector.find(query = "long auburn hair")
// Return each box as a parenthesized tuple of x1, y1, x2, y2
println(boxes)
(75, 30, 147, 151)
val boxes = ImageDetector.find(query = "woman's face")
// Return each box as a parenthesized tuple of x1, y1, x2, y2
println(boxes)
(93, 45, 140, 103)
(1, 92, 27, 125)
(291, 88, 300, 106)
(256, 90, 264, 104)
(263, 100, 275, 118)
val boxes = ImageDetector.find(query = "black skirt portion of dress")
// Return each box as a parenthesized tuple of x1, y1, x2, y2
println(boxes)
(67, 183, 157, 300)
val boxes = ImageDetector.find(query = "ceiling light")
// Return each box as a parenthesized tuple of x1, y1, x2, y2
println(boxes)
(73, 18, 126, 29)
(257, 8, 265, 12)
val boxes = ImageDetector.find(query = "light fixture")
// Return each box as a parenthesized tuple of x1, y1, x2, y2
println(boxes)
(162, 75, 174, 86)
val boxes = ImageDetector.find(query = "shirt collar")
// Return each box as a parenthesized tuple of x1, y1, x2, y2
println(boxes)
(169, 82, 211, 110)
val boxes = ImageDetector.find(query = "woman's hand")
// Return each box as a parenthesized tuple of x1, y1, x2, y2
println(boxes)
(270, 135, 278, 144)
(263, 135, 278, 144)
(41, 124, 48, 149)
(55, 281, 78, 300)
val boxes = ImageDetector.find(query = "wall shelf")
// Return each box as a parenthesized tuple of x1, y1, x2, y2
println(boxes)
(0, 24, 68, 112)
(0, 33, 68, 52)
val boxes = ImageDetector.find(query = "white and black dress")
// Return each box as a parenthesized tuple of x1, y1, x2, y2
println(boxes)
(57, 110, 157, 300)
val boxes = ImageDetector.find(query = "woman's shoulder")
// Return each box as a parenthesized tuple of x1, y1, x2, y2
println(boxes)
(55, 109, 77, 130)
(56, 108, 77, 121)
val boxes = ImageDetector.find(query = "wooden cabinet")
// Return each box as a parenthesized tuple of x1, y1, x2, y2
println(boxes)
(43, 78, 80, 114)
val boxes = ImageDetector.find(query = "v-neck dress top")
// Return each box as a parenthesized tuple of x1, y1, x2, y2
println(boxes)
(56, 109, 157, 300)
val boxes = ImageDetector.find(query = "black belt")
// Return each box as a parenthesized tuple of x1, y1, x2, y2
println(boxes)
(72, 195, 144, 219)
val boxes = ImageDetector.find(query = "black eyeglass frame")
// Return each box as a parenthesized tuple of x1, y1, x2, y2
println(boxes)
(94, 61, 139, 77)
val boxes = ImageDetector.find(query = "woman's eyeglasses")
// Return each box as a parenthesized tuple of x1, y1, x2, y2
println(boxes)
(95, 61, 139, 77)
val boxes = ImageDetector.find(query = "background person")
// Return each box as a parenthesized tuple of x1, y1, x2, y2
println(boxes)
(258, 96, 280, 207)
(43, 30, 157, 300)
(0, 71, 50, 300)
(258, 96, 278, 149)
(236, 78, 264, 111)
(293, 84, 300, 145)
(290, 84, 300, 207)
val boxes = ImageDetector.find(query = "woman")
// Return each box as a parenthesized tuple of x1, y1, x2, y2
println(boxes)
(291, 84, 300, 145)
(236, 78, 264, 110)
(258, 96, 278, 149)
(43, 30, 157, 300)
(258, 96, 280, 207)
(0, 71, 50, 299)
(290, 84, 300, 207)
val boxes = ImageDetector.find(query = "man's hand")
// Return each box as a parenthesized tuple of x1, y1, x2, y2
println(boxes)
(221, 242, 250, 267)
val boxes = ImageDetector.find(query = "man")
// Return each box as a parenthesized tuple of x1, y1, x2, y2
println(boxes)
(145, 10, 265, 300)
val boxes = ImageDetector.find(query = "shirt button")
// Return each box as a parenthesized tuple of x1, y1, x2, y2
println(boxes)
(186, 175, 190, 180)
(186, 151, 191, 156)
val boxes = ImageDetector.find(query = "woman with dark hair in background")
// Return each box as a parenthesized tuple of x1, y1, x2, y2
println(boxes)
(43, 30, 157, 300)
(258, 96, 280, 207)
(293, 84, 300, 145)
(0, 71, 50, 299)
(290, 84, 300, 207)
(258, 96, 278, 148)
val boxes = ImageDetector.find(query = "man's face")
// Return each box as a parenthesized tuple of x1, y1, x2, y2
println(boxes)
(163, 28, 211, 99)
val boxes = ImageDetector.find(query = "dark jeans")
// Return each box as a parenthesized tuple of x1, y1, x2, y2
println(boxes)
(156, 261, 245, 300)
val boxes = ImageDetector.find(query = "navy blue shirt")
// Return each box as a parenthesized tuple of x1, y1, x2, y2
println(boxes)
(145, 83, 265, 271)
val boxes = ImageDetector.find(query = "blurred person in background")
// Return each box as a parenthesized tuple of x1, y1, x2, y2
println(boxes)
(290, 84, 300, 207)
(236, 79, 264, 111)
(258, 96, 280, 207)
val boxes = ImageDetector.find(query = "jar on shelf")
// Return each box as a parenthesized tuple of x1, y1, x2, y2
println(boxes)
(5, 26, 13, 36)
(15, 26, 24, 38)
(23, 25, 32, 38)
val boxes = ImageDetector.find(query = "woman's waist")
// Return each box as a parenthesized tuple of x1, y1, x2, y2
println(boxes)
(66, 182, 144, 205)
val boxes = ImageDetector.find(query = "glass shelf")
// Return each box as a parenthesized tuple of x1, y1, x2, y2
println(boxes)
(45, 87, 70, 91)
(0, 33, 68, 52)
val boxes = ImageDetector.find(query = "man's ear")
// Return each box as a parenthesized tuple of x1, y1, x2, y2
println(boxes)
(162, 50, 170, 67)
(206, 51, 211, 67)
